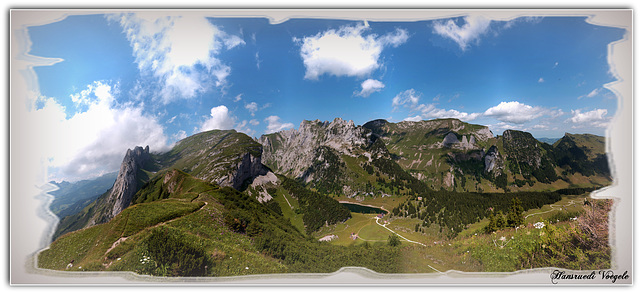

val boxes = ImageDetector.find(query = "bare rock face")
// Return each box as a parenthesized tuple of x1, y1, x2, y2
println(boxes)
(442, 132, 460, 147)
(88, 146, 151, 226)
(442, 133, 480, 150)
(216, 151, 268, 190)
(259, 118, 368, 178)
(484, 145, 504, 174)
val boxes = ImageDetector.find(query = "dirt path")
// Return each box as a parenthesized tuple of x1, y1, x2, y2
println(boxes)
(281, 192, 293, 208)
(102, 199, 209, 266)
(525, 199, 577, 219)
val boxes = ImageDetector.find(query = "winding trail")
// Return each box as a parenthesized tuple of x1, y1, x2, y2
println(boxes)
(353, 216, 441, 273)
(102, 198, 209, 266)
(375, 217, 426, 247)
(525, 199, 577, 219)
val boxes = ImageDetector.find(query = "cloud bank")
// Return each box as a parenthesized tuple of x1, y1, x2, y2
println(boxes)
(30, 81, 169, 181)
(108, 13, 244, 103)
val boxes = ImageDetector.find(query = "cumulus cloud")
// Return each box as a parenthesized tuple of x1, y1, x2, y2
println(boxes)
(483, 101, 548, 124)
(401, 103, 480, 122)
(538, 77, 545, 83)
(30, 81, 169, 181)
(567, 109, 610, 128)
(416, 104, 481, 121)
(108, 13, 244, 103)
(433, 15, 492, 51)
(265, 116, 294, 134)
(356, 79, 385, 97)
(296, 23, 409, 80)
(199, 105, 236, 132)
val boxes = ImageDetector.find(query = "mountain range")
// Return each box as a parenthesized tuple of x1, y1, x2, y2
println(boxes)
(40, 117, 612, 276)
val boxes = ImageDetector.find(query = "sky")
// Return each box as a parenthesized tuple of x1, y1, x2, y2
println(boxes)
(22, 12, 626, 182)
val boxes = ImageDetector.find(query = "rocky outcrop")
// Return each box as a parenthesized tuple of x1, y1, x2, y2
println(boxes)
(442, 132, 460, 147)
(259, 118, 369, 178)
(484, 145, 504, 174)
(216, 152, 268, 190)
(88, 146, 151, 226)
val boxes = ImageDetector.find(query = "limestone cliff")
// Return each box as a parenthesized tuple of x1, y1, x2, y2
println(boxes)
(259, 118, 369, 179)
(87, 146, 151, 226)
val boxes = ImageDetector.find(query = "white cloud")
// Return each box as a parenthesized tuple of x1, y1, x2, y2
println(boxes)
(578, 88, 600, 99)
(233, 94, 243, 102)
(532, 124, 549, 129)
(245, 102, 259, 116)
(488, 122, 526, 134)
(200, 105, 236, 132)
(223, 35, 245, 50)
(378, 28, 410, 47)
(249, 119, 260, 126)
(235, 120, 256, 137)
(30, 82, 169, 181)
(392, 89, 421, 110)
(483, 101, 549, 124)
(402, 103, 480, 122)
(433, 15, 491, 51)
(567, 109, 610, 128)
(393, 89, 480, 122)
(172, 130, 188, 141)
(356, 79, 385, 97)
(264, 116, 294, 134)
(403, 115, 422, 122)
(296, 23, 409, 80)
(538, 77, 544, 83)
(255, 52, 262, 69)
(108, 13, 244, 103)
(419, 106, 481, 121)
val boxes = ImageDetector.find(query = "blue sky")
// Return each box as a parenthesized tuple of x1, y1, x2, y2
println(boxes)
(24, 12, 625, 181)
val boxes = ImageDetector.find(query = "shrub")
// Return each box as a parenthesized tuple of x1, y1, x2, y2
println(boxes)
(388, 233, 401, 247)
(144, 227, 210, 276)
(224, 210, 251, 233)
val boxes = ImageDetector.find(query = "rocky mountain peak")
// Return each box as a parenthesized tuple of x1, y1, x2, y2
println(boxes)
(87, 145, 151, 226)
(259, 117, 369, 178)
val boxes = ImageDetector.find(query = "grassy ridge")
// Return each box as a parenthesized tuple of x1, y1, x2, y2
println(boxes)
(39, 170, 401, 276)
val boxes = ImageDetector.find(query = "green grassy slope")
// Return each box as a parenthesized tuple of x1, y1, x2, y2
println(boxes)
(39, 170, 401, 276)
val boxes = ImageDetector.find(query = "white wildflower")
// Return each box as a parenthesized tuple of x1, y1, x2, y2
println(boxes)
(534, 222, 545, 229)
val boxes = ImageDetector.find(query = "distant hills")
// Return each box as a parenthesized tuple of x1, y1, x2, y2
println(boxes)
(48, 172, 117, 219)
(537, 137, 561, 144)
